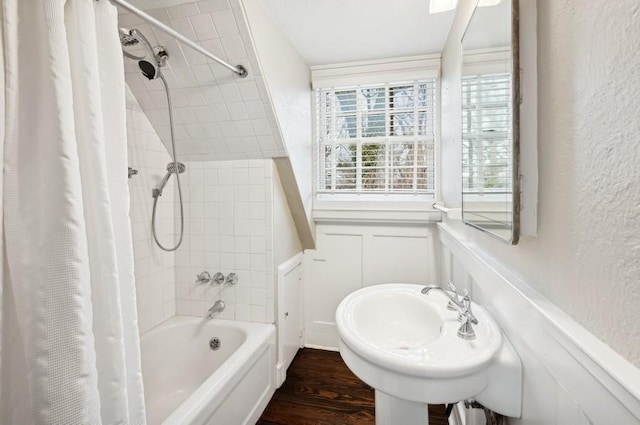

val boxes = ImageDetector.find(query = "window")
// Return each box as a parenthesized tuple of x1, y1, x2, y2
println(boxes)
(316, 80, 436, 199)
(462, 73, 512, 196)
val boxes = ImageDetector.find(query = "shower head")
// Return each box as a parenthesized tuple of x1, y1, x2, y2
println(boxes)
(119, 28, 169, 79)
(167, 162, 186, 174)
(119, 27, 146, 61)
(119, 28, 139, 46)
(138, 60, 157, 80)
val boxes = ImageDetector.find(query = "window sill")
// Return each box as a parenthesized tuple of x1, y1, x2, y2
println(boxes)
(313, 200, 442, 224)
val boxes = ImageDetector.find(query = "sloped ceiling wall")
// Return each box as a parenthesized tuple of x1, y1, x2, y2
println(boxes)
(118, 0, 315, 247)
(240, 0, 314, 247)
(119, 0, 286, 161)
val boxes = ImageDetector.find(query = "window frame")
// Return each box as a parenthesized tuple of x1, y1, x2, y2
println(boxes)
(317, 81, 436, 197)
(310, 56, 441, 215)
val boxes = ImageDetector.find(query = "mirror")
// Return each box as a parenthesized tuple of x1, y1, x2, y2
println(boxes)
(461, 0, 519, 244)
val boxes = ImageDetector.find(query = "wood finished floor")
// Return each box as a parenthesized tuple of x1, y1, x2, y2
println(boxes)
(258, 348, 448, 425)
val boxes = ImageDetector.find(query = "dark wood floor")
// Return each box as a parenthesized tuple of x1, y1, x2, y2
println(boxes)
(258, 348, 448, 425)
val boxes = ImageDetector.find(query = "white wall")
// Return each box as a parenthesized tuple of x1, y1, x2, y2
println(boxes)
(273, 165, 303, 266)
(303, 223, 439, 349)
(126, 86, 177, 333)
(241, 0, 315, 248)
(441, 0, 640, 368)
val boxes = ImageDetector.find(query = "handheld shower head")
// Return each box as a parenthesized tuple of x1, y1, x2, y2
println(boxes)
(119, 28, 146, 60)
(167, 162, 186, 174)
(119, 28, 139, 46)
(119, 28, 169, 79)
(152, 162, 186, 198)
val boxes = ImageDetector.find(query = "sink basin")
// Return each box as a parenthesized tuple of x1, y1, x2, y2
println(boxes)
(353, 290, 444, 351)
(336, 283, 522, 424)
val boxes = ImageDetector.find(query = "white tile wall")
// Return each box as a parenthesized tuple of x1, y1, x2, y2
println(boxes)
(119, 0, 287, 161)
(126, 86, 178, 333)
(174, 159, 276, 323)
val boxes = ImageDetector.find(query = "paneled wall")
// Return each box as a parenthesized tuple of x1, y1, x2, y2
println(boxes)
(126, 86, 177, 333)
(303, 223, 438, 349)
(439, 224, 640, 425)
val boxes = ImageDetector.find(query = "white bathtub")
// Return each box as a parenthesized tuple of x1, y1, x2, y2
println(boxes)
(140, 316, 276, 425)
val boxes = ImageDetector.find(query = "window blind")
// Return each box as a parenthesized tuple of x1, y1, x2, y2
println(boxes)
(316, 80, 436, 196)
(462, 73, 512, 195)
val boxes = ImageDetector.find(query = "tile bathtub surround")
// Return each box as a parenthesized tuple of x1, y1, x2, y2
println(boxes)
(126, 86, 178, 334)
(118, 0, 287, 161)
(174, 159, 275, 323)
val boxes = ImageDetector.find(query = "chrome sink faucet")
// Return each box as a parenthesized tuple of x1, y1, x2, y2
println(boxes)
(206, 300, 225, 319)
(422, 282, 478, 340)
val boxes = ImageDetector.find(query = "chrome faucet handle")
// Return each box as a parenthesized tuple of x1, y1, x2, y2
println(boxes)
(196, 271, 211, 285)
(457, 295, 478, 339)
(457, 295, 478, 325)
(211, 272, 225, 285)
(225, 273, 238, 286)
(446, 282, 462, 311)
(457, 316, 477, 340)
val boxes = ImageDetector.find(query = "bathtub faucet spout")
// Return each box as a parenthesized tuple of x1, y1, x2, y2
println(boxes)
(206, 300, 225, 319)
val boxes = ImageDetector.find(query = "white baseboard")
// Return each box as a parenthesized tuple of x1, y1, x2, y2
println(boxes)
(303, 343, 340, 352)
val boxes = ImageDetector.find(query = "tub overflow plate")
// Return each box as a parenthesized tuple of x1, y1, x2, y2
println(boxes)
(209, 337, 221, 351)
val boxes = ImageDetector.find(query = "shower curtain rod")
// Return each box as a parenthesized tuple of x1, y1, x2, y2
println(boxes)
(106, 0, 248, 78)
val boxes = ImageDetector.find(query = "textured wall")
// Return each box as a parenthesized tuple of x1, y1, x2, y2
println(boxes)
(441, 0, 640, 366)
(126, 86, 177, 333)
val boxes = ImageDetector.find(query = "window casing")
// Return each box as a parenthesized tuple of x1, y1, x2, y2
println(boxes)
(316, 80, 436, 199)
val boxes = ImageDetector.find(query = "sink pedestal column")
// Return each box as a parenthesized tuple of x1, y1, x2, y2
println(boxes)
(375, 390, 429, 425)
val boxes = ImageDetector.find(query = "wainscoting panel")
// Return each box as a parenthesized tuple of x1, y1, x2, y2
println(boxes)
(276, 252, 304, 386)
(439, 223, 640, 425)
(303, 223, 438, 349)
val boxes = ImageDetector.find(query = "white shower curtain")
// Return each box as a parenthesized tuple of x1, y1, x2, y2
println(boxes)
(1, 1, 146, 424)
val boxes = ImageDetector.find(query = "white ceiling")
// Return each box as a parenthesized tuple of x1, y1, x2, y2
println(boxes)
(121, 0, 456, 66)
(259, 0, 456, 65)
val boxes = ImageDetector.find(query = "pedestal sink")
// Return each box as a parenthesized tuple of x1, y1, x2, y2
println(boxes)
(336, 283, 522, 425)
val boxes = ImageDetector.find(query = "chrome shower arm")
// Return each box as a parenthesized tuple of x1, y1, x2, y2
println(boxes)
(106, 0, 247, 78)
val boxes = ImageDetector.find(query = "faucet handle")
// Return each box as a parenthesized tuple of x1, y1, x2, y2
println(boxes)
(457, 296, 478, 339)
(457, 316, 477, 340)
(225, 273, 238, 286)
(196, 271, 211, 285)
(447, 280, 459, 295)
(211, 272, 225, 285)
(444, 281, 462, 311)
(457, 295, 478, 325)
